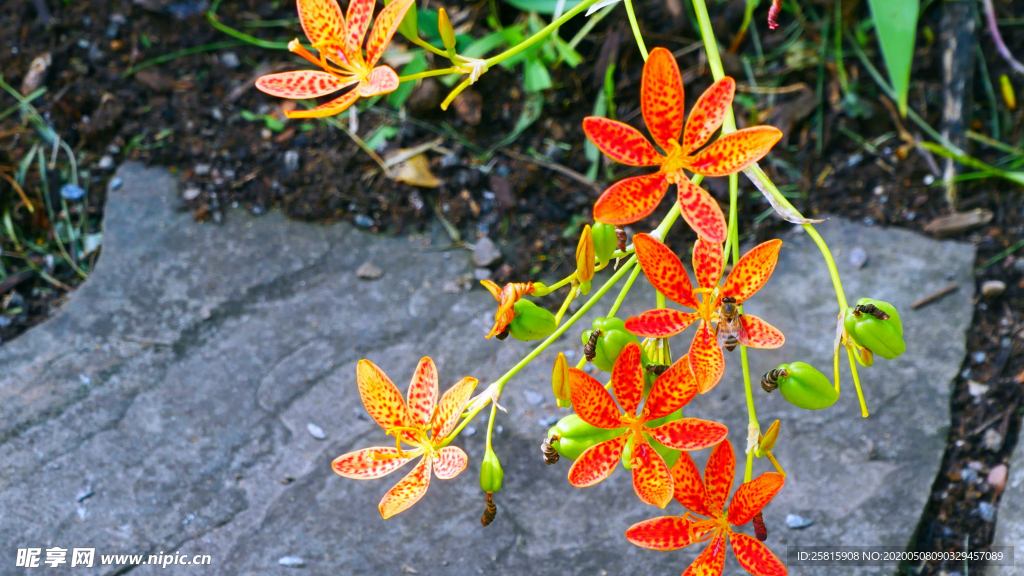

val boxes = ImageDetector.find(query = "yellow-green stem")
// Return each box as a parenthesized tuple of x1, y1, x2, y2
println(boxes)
(410, 35, 450, 58)
(609, 263, 643, 317)
(624, 0, 649, 61)
(484, 0, 604, 68)
(846, 344, 869, 418)
(399, 67, 458, 82)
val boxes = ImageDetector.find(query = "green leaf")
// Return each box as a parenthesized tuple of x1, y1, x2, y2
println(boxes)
(387, 52, 430, 109)
(364, 125, 401, 151)
(503, 0, 584, 15)
(865, 0, 919, 116)
(523, 56, 552, 93)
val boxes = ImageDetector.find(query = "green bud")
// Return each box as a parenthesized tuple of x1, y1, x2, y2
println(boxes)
(479, 447, 504, 494)
(591, 222, 618, 263)
(547, 414, 625, 460)
(531, 282, 552, 297)
(844, 298, 905, 360)
(438, 8, 457, 55)
(508, 300, 556, 341)
(764, 362, 839, 410)
(581, 317, 649, 372)
(578, 280, 592, 296)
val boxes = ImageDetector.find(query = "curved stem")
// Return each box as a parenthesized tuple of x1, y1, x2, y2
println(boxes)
(623, 0, 649, 61)
(410, 35, 450, 58)
(846, 344, 869, 418)
(484, 0, 603, 67)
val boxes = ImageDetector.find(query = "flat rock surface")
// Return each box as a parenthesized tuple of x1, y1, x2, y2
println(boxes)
(990, 418, 1024, 574)
(0, 164, 975, 576)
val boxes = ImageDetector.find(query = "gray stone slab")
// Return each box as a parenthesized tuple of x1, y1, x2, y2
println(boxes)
(0, 163, 975, 576)
(990, 420, 1024, 575)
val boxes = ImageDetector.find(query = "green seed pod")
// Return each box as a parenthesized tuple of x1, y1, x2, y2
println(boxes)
(547, 414, 625, 461)
(479, 447, 504, 494)
(508, 300, 556, 341)
(844, 298, 905, 360)
(621, 409, 682, 470)
(592, 222, 618, 263)
(581, 317, 649, 372)
(769, 362, 839, 410)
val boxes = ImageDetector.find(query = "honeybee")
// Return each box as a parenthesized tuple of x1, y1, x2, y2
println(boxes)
(853, 303, 889, 320)
(753, 511, 768, 541)
(541, 434, 560, 465)
(481, 493, 497, 527)
(583, 329, 602, 361)
(716, 296, 743, 352)
(645, 363, 670, 376)
(760, 368, 787, 393)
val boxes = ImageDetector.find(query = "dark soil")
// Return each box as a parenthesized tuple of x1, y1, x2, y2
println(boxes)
(2, 0, 1024, 573)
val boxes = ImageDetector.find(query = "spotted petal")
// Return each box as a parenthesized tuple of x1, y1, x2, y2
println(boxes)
(730, 533, 788, 576)
(647, 418, 728, 451)
(723, 239, 782, 303)
(632, 233, 700, 309)
(690, 324, 725, 394)
(407, 357, 438, 428)
(358, 66, 400, 97)
(702, 439, 735, 516)
(255, 70, 355, 99)
(643, 355, 699, 420)
(738, 314, 785, 349)
(630, 439, 674, 508)
(297, 0, 347, 65)
(343, 0, 374, 67)
(567, 434, 629, 487)
(284, 88, 361, 118)
(568, 368, 623, 429)
(611, 342, 645, 415)
(670, 451, 709, 516)
(356, 359, 412, 433)
(682, 77, 735, 153)
(332, 446, 414, 479)
(593, 172, 670, 226)
(683, 533, 727, 576)
(626, 516, 702, 551)
(688, 126, 783, 177)
(365, 0, 416, 67)
(677, 176, 727, 243)
(378, 455, 431, 519)
(583, 117, 662, 167)
(625, 308, 700, 339)
(693, 237, 724, 290)
(640, 47, 685, 152)
(727, 472, 786, 526)
(431, 376, 479, 440)
(432, 445, 469, 480)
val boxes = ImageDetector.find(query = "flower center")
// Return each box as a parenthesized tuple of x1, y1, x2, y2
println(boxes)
(693, 286, 721, 325)
(661, 143, 693, 179)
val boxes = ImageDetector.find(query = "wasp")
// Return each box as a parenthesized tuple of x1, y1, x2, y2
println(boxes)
(645, 363, 670, 376)
(480, 493, 497, 527)
(715, 296, 743, 352)
(615, 226, 627, 253)
(541, 434, 560, 465)
(753, 511, 768, 541)
(853, 303, 889, 321)
(760, 368, 787, 393)
(583, 329, 602, 361)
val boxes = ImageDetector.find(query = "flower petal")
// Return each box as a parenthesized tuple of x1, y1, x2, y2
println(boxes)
(688, 126, 783, 177)
(357, 65, 400, 97)
(297, 0, 348, 65)
(407, 357, 438, 428)
(343, 0, 374, 66)
(727, 472, 786, 526)
(670, 451, 709, 516)
(568, 368, 624, 429)
(567, 434, 629, 487)
(593, 172, 670, 225)
(611, 341, 645, 415)
(332, 446, 414, 479)
(677, 176, 727, 243)
(632, 233, 700, 309)
(702, 439, 735, 517)
(356, 359, 412, 432)
(738, 314, 785, 349)
(641, 47, 685, 152)
(689, 324, 725, 394)
(729, 533, 788, 576)
(630, 438, 675, 507)
(682, 533, 727, 576)
(625, 309, 700, 339)
(626, 516, 702, 551)
(692, 237, 724, 290)
(643, 355, 699, 420)
(432, 445, 469, 480)
(723, 239, 782, 303)
(366, 0, 415, 66)
(284, 88, 361, 118)
(583, 117, 663, 167)
(378, 456, 431, 519)
(647, 418, 728, 451)
(682, 77, 735, 153)
(430, 376, 478, 440)
(255, 70, 354, 99)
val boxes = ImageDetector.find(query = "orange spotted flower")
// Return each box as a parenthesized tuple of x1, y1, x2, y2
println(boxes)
(254, 0, 415, 118)
(626, 439, 787, 576)
(625, 234, 784, 393)
(567, 342, 728, 508)
(332, 358, 477, 518)
(583, 47, 782, 243)
(480, 280, 535, 339)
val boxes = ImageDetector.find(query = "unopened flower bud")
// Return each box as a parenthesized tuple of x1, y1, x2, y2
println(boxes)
(438, 8, 457, 54)
(844, 298, 905, 360)
(759, 419, 780, 452)
(552, 352, 572, 408)
(531, 282, 552, 297)
(576, 225, 596, 284)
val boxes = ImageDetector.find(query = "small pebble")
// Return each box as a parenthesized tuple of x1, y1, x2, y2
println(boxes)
(356, 262, 383, 280)
(923, 174, 935, 185)
(0, 317, 11, 328)
(194, 163, 211, 176)
(463, 426, 476, 437)
(97, 155, 115, 170)
(977, 501, 996, 523)
(960, 468, 979, 484)
(981, 280, 1006, 298)
(353, 214, 374, 228)
(107, 144, 121, 155)
(75, 487, 94, 502)
(183, 187, 202, 201)
(988, 464, 1008, 493)
(972, 351, 987, 364)
(495, 425, 503, 434)
(109, 177, 123, 190)
(473, 236, 502, 267)
(77, 506, 88, 520)
(523, 390, 544, 406)
(785, 513, 813, 529)
(966, 380, 989, 397)
(473, 268, 492, 281)
(982, 428, 1004, 452)
(306, 423, 326, 440)
(278, 556, 305, 568)
(79, 374, 91, 385)
(848, 247, 868, 269)
(60, 183, 85, 201)
(284, 150, 300, 171)
(220, 51, 240, 69)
